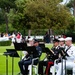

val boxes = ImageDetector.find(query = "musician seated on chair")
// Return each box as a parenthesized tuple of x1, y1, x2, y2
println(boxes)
(22, 37, 34, 60)
(18, 39, 42, 75)
(50, 37, 65, 75)
(55, 37, 75, 75)
(59, 37, 65, 49)
(38, 39, 63, 75)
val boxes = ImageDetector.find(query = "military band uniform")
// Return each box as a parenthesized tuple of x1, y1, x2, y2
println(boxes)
(38, 42, 63, 75)
(55, 44, 75, 75)
(18, 39, 42, 75)
(45, 45, 64, 75)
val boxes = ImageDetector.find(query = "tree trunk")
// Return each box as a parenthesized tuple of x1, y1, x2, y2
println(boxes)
(5, 12, 8, 33)
(28, 30, 31, 37)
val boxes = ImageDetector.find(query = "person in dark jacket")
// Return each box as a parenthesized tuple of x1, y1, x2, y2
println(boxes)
(18, 39, 42, 75)
(38, 39, 63, 75)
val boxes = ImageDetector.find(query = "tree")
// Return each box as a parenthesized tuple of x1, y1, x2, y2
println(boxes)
(0, 9, 5, 24)
(0, 0, 17, 33)
(23, 0, 72, 30)
(66, 0, 75, 32)
(11, 0, 73, 35)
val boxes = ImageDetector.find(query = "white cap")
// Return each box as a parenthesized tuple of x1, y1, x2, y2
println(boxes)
(65, 37, 72, 41)
(59, 38, 65, 41)
(28, 37, 33, 41)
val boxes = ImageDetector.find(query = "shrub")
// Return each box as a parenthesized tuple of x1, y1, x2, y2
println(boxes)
(0, 40, 11, 46)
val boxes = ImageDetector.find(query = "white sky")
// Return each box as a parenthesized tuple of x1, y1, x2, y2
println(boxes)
(61, 0, 70, 4)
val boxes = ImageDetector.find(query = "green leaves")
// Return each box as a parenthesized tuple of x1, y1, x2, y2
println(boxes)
(0, 0, 74, 34)
(11, 0, 73, 32)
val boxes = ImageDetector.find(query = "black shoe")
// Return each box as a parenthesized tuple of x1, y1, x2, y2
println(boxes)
(49, 72, 52, 75)
(24, 70, 29, 75)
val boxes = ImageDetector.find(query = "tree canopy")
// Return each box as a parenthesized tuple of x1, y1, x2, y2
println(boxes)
(0, 0, 74, 35)
(12, 0, 72, 31)
(0, 0, 17, 33)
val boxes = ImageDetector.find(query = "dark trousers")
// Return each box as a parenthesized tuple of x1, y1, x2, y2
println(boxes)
(38, 61, 48, 75)
(18, 59, 32, 75)
(18, 58, 38, 75)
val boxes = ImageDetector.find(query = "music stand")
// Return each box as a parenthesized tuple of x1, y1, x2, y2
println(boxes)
(44, 47, 53, 55)
(6, 49, 19, 75)
(39, 43, 45, 52)
(4, 52, 12, 75)
(14, 43, 27, 60)
(14, 43, 27, 50)
(26, 46, 38, 58)
(26, 46, 38, 75)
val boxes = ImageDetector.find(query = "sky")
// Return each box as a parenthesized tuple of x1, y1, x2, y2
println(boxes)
(61, 0, 70, 4)
(62, 0, 73, 14)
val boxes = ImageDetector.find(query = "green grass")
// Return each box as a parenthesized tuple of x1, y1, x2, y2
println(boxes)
(0, 44, 52, 75)
(0, 46, 21, 75)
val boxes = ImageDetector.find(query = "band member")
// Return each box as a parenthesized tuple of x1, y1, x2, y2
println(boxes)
(18, 39, 42, 75)
(27, 37, 34, 46)
(59, 37, 65, 48)
(22, 37, 34, 60)
(38, 39, 62, 75)
(58, 37, 66, 58)
(50, 37, 65, 75)
(55, 37, 75, 75)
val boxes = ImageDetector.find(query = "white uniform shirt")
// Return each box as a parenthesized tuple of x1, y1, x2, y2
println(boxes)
(22, 42, 32, 59)
(65, 44, 75, 61)
(59, 44, 65, 48)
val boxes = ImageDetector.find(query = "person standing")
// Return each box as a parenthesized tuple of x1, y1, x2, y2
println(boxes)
(16, 32, 22, 43)
(11, 32, 16, 43)
(44, 32, 50, 43)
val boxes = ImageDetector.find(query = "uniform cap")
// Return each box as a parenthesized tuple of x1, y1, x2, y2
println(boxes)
(34, 39, 39, 43)
(59, 38, 65, 41)
(53, 39, 59, 43)
(28, 37, 33, 41)
(65, 37, 72, 41)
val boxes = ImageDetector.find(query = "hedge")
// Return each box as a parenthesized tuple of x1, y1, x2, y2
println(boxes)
(0, 40, 11, 46)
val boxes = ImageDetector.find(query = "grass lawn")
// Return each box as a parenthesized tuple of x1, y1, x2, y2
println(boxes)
(0, 46, 20, 75)
(0, 44, 53, 75)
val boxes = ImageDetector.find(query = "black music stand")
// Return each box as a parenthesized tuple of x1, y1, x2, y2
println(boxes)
(26, 46, 38, 75)
(4, 52, 12, 75)
(44, 47, 53, 55)
(14, 43, 27, 60)
(14, 43, 27, 50)
(26, 46, 38, 58)
(5, 49, 19, 75)
(39, 43, 45, 52)
(42, 47, 55, 61)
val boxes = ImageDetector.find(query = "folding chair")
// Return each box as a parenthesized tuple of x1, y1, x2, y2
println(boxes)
(28, 57, 39, 75)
